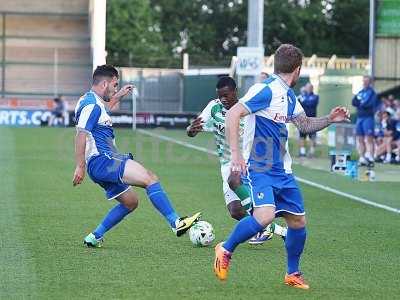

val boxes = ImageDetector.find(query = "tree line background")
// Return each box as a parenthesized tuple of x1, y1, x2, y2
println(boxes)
(106, 0, 369, 68)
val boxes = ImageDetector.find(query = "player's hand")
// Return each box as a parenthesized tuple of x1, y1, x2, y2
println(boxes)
(189, 117, 204, 131)
(187, 117, 204, 136)
(114, 84, 135, 99)
(109, 85, 135, 110)
(328, 106, 350, 123)
(72, 165, 85, 186)
(231, 152, 247, 175)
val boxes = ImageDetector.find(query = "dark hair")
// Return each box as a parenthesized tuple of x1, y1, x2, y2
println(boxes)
(216, 76, 236, 90)
(274, 44, 303, 74)
(93, 64, 119, 85)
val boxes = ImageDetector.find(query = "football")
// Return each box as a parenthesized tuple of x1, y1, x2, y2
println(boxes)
(188, 221, 215, 247)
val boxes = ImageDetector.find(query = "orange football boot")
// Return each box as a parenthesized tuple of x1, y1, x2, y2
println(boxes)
(284, 272, 310, 290)
(213, 242, 232, 281)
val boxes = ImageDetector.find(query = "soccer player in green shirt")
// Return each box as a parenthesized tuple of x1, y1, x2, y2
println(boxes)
(187, 76, 286, 244)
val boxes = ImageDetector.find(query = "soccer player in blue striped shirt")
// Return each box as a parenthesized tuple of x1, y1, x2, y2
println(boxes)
(213, 44, 350, 289)
(73, 65, 200, 247)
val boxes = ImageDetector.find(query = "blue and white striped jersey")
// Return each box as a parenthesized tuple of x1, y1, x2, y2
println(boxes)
(240, 74, 304, 174)
(74, 91, 115, 162)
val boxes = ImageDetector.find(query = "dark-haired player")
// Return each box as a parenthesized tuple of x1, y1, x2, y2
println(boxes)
(187, 76, 287, 244)
(73, 64, 201, 247)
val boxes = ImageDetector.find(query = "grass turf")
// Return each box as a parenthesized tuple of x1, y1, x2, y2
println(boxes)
(1, 127, 399, 299)
(146, 128, 400, 208)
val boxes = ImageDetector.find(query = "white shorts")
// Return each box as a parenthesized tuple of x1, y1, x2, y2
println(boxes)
(221, 164, 240, 205)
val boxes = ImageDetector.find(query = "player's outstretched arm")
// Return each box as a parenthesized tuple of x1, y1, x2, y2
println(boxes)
(292, 106, 350, 134)
(73, 130, 87, 186)
(226, 103, 249, 174)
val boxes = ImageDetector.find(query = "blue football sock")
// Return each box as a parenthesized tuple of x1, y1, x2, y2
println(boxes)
(93, 203, 132, 239)
(146, 182, 179, 228)
(285, 227, 307, 274)
(223, 216, 264, 253)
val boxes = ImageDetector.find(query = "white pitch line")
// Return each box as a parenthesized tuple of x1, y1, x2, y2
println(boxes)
(138, 129, 400, 215)
(294, 177, 400, 214)
(138, 129, 217, 156)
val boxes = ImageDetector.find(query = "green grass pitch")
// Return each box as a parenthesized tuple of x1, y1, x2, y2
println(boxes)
(1, 127, 399, 299)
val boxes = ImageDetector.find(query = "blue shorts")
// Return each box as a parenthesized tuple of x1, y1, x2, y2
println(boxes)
(87, 153, 132, 200)
(356, 117, 374, 136)
(245, 171, 305, 217)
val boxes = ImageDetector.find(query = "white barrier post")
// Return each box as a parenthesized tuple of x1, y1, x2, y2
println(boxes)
(132, 88, 137, 130)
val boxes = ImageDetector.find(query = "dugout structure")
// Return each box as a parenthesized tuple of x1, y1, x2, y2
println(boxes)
(373, 0, 400, 91)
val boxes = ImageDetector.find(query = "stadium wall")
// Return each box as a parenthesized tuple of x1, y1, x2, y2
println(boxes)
(0, 0, 88, 14)
(0, 0, 91, 106)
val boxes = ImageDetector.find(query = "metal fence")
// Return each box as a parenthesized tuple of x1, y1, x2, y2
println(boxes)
(119, 67, 183, 113)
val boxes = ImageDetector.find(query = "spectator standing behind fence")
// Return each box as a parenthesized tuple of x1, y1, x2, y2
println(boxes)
(298, 83, 319, 157)
(352, 76, 379, 166)
(48, 96, 67, 126)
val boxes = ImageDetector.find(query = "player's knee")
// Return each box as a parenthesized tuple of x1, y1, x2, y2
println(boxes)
(144, 170, 159, 186)
(286, 215, 306, 229)
(253, 207, 275, 227)
(119, 193, 139, 211)
(125, 197, 139, 211)
(228, 174, 241, 190)
(297, 217, 307, 228)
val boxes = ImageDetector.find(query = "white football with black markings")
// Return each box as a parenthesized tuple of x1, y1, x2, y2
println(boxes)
(188, 221, 215, 247)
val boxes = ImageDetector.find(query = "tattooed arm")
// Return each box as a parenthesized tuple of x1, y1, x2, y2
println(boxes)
(291, 112, 331, 134)
(292, 106, 350, 134)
